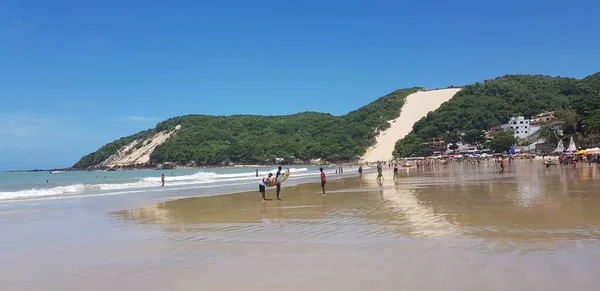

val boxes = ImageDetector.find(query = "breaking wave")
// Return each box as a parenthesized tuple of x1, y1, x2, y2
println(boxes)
(0, 167, 312, 201)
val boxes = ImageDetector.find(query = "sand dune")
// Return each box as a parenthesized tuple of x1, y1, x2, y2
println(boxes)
(101, 124, 181, 168)
(361, 88, 461, 162)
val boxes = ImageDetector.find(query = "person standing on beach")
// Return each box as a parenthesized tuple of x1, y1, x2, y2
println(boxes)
(320, 167, 327, 194)
(161, 173, 165, 186)
(259, 173, 273, 201)
(376, 163, 384, 180)
(393, 163, 398, 180)
(275, 166, 283, 200)
(499, 160, 504, 175)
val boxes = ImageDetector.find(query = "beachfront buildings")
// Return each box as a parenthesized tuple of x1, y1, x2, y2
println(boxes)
(501, 116, 540, 139)
(422, 138, 446, 154)
(530, 111, 556, 125)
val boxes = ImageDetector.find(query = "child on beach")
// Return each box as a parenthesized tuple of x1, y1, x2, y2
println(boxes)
(320, 168, 326, 194)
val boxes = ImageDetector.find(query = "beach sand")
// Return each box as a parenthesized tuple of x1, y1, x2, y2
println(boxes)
(361, 88, 461, 162)
(3, 161, 600, 290)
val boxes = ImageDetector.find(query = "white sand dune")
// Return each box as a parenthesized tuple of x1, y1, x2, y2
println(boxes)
(361, 88, 461, 162)
(101, 125, 181, 168)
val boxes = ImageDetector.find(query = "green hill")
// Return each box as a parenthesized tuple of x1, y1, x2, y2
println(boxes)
(394, 73, 600, 157)
(74, 72, 600, 168)
(73, 88, 421, 168)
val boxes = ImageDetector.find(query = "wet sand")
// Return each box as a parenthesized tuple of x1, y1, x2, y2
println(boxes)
(3, 161, 600, 290)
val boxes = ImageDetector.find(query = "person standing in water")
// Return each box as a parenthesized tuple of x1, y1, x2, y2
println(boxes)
(376, 162, 384, 180)
(275, 166, 283, 200)
(320, 167, 327, 194)
(161, 173, 165, 186)
(358, 165, 363, 177)
(259, 173, 273, 201)
(255, 169, 259, 177)
(393, 163, 399, 180)
(499, 160, 504, 175)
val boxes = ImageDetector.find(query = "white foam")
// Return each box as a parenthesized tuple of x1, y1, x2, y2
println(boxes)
(0, 167, 314, 202)
(0, 184, 87, 200)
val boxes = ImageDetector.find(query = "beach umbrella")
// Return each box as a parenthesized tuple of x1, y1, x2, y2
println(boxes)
(585, 147, 600, 154)
(576, 149, 586, 155)
(509, 144, 516, 155)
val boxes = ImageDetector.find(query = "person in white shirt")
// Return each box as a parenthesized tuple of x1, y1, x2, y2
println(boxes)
(259, 173, 273, 201)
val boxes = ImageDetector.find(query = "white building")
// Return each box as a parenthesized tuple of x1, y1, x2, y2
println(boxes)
(501, 116, 540, 139)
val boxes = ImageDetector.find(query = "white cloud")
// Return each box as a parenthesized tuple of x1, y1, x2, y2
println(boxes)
(125, 115, 158, 122)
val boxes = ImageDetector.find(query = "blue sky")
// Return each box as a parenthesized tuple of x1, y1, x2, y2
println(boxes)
(1, 0, 599, 170)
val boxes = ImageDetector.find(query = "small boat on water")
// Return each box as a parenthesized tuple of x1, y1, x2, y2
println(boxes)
(49, 170, 65, 174)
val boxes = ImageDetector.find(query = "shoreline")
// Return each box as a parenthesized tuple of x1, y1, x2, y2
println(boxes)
(4, 162, 361, 173)
(3, 161, 600, 290)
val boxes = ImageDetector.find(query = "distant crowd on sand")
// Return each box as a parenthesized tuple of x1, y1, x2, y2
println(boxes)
(156, 153, 600, 202)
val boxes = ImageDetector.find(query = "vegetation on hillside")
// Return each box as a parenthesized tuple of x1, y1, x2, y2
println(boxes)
(394, 73, 600, 157)
(73, 88, 421, 168)
(73, 130, 155, 169)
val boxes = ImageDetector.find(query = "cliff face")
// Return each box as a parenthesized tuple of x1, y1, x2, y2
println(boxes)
(98, 125, 180, 168)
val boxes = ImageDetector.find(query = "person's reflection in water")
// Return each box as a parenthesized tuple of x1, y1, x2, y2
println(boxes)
(275, 201, 282, 223)
(322, 196, 328, 218)
(261, 203, 270, 223)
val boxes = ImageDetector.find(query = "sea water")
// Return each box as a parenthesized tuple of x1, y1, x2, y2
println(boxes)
(0, 166, 364, 205)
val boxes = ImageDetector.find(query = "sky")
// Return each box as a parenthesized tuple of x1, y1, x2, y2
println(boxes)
(1, 0, 599, 170)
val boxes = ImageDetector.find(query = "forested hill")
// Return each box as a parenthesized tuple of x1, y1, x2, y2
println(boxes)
(73, 88, 421, 168)
(394, 72, 600, 157)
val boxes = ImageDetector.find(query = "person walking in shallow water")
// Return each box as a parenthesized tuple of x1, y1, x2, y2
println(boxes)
(320, 167, 327, 194)
(275, 166, 283, 200)
(161, 173, 165, 186)
(499, 160, 504, 175)
(376, 162, 384, 180)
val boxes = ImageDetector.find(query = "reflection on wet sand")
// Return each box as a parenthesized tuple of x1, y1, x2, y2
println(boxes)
(49, 161, 598, 291)
(114, 161, 600, 243)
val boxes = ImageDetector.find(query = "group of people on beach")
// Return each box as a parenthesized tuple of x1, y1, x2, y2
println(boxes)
(258, 166, 335, 201)
(258, 166, 286, 202)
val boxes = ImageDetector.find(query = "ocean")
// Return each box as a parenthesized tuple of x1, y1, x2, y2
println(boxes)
(0, 165, 363, 204)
